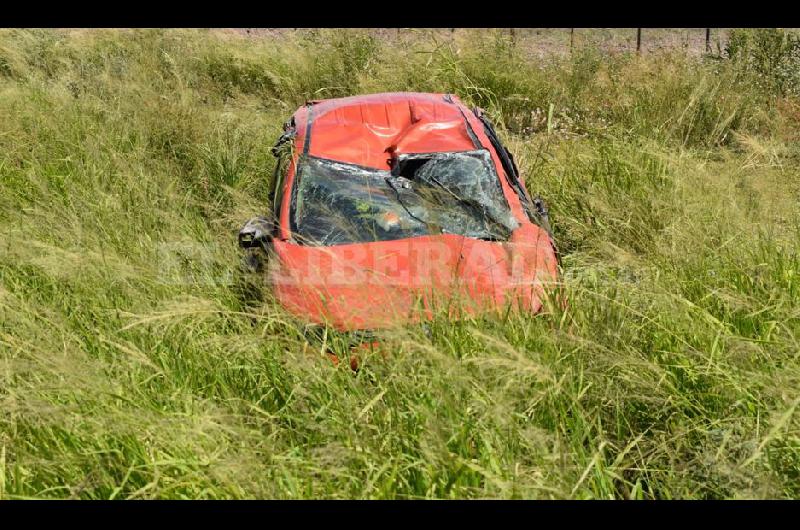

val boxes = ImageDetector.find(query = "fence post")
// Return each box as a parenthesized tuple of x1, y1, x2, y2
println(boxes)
(705, 28, 711, 53)
(570, 28, 575, 53)
(636, 28, 642, 54)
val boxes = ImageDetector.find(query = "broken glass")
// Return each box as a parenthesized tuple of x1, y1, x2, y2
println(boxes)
(293, 150, 519, 246)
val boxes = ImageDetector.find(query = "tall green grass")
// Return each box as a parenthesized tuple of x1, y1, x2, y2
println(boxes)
(1, 28, 799, 499)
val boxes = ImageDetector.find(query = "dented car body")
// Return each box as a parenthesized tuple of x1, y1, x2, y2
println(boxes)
(239, 92, 560, 331)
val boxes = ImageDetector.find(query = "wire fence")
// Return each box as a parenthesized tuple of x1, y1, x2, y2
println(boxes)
(453, 28, 730, 57)
(230, 28, 734, 58)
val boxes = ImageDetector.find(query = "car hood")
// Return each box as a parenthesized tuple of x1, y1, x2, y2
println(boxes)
(268, 223, 558, 330)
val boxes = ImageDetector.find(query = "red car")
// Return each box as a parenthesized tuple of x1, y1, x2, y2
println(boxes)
(239, 92, 560, 331)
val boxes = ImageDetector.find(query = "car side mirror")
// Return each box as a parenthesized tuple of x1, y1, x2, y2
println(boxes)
(238, 216, 275, 251)
(239, 216, 277, 274)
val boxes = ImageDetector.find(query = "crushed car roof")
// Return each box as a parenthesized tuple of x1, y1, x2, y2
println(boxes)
(294, 92, 480, 170)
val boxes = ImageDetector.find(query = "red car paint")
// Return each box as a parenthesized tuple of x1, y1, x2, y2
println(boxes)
(266, 92, 559, 331)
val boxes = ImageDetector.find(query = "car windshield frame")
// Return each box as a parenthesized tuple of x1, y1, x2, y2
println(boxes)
(289, 150, 519, 247)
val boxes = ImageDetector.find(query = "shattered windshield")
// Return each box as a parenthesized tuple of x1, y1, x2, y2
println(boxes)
(292, 150, 519, 246)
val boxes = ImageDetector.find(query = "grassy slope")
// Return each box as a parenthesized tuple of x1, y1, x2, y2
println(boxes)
(1, 28, 799, 499)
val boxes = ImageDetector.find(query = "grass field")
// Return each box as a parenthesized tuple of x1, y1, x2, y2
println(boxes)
(1, 28, 800, 499)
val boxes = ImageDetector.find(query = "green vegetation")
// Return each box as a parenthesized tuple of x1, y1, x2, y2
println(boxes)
(1, 28, 799, 499)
